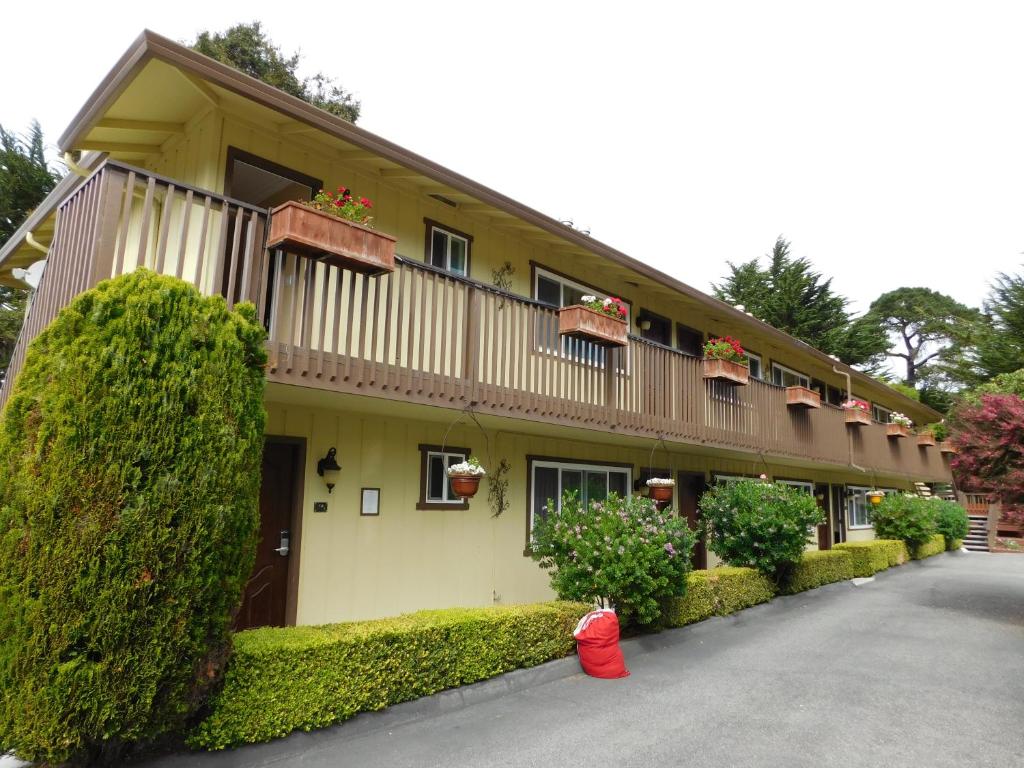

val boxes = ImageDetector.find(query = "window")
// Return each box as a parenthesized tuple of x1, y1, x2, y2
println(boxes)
(639, 311, 671, 346)
(418, 444, 470, 509)
(529, 459, 631, 538)
(425, 220, 471, 276)
(771, 362, 810, 389)
(713, 474, 753, 485)
(676, 324, 703, 357)
(872, 404, 892, 423)
(847, 486, 872, 528)
(533, 266, 631, 324)
(747, 352, 763, 381)
(778, 479, 813, 495)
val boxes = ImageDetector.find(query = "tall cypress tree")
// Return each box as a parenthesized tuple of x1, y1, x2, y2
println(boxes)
(713, 236, 887, 368)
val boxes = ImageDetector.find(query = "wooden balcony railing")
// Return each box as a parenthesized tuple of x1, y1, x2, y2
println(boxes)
(1, 161, 953, 482)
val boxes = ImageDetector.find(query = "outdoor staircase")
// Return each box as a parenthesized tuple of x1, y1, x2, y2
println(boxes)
(964, 515, 990, 552)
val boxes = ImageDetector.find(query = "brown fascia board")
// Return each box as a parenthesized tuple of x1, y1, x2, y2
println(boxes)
(56, 30, 939, 421)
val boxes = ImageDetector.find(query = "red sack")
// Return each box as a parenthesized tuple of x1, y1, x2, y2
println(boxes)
(573, 609, 629, 679)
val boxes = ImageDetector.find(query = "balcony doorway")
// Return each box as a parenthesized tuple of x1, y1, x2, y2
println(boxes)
(223, 148, 322, 323)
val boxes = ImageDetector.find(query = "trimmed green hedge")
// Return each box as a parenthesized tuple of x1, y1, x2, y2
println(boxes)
(780, 550, 856, 594)
(947, 538, 964, 551)
(662, 567, 775, 627)
(190, 601, 587, 750)
(912, 534, 947, 560)
(833, 539, 908, 576)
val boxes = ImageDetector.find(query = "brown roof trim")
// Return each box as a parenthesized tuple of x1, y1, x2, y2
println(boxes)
(54, 29, 939, 421)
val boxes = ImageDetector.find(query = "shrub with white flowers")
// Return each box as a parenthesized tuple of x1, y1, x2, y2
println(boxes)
(446, 456, 486, 476)
(530, 492, 694, 625)
(699, 479, 823, 582)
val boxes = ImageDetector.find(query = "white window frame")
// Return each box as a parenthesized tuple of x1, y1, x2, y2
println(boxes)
(529, 460, 632, 536)
(713, 474, 753, 485)
(847, 485, 873, 529)
(533, 266, 631, 325)
(747, 352, 764, 381)
(778, 479, 814, 495)
(425, 449, 468, 504)
(771, 362, 811, 389)
(429, 225, 469, 276)
(872, 404, 893, 424)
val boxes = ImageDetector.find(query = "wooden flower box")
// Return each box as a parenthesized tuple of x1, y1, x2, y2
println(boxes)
(844, 408, 871, 427)
(786, 386, 820, 409)
(917, 434, 936, 448)
(558, 305, 628, 347)
(886, 423, 911, 439)
(702, 358, 750, 386)
(939, 442, 958, 455)
(267, 201, 397, 275)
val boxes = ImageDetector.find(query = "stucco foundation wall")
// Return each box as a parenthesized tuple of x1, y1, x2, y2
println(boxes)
(845, 528, 877, 542)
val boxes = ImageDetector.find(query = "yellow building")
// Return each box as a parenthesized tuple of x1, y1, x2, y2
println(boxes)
(0, 31, 955, 628)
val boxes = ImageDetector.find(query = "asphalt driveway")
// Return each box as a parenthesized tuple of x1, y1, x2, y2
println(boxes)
(150, 552, 1024, 768)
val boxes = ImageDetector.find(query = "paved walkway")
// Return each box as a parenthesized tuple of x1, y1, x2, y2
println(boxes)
(151, 552, 1024, 768)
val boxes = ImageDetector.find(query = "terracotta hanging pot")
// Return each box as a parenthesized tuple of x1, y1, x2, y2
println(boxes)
(448, 474, 482, 500)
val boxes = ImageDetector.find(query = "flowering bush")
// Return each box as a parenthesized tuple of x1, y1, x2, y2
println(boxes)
(843, 398, 870, 412)
(699, 480, 823, 581)
(578, 295, 628, 321)
(950, 393, 1024, 525)
(303, 186, 374, 227)
(870, 494, 938, 552)
(446, 456, 486, 476)
(530, 492, 694, 625)
(703, 335, 747, 364)
(890, 412, 913, 427)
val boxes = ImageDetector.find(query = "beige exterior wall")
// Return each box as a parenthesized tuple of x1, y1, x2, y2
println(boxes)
(267, 393, 903, 624)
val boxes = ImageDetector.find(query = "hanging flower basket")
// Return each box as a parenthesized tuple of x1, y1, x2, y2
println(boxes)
(267, 200, 397, 275)
(558, 300, 628, 347)
(938, 442, 958, 455)
(917, 433, 936, 448)
(886, 423, 911, 439)
(446, 457, 487, 500)
(867, 490, 886, 506)
(646, 478, 675, 506)
(786, 386, 821, 409)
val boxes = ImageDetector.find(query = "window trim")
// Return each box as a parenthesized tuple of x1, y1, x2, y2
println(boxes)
(872, 404, 893, 424)
(746, 351, 764, 381)
(846, 485, 873, 529)
(777, 479, 814, 494)
(530, 262, 632, 320)
(417, 443, 471, 510)
(771, 361, 811, 389)
(525, 455, 633, 550)
(712, 473, 760, 485)
(424, 218, 473, 276)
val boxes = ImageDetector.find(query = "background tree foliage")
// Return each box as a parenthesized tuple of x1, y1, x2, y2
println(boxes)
(713, 236, 887, 368)
(0, 121, 59, 384)
(862, 287, 978, 388)
(192, 22, 360, 122)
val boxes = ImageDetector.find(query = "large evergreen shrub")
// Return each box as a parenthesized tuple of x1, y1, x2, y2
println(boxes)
(932, 500, 970, 549)
(699, 480, 823, 581)
(531, 492, 694, 624)
(0, 270, 267, 765)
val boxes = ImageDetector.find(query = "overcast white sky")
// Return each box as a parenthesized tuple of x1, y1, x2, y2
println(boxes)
(3, 1, 1022, 314)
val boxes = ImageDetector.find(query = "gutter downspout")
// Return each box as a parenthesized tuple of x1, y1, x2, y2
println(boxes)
(834, 365, 868, 475)
(25, 232, 49, 255)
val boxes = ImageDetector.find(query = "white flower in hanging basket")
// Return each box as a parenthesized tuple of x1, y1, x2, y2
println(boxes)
(447, 457, 487, 476)
(645, 477, 676, 487)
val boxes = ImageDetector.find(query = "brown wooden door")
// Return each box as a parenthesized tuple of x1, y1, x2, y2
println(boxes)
(815, 483, 832, 550)
(236, 441, 299, 630)
(678, 472, 708, 569)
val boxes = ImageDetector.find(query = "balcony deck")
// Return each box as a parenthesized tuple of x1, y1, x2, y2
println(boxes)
(2, 161, 952, 482)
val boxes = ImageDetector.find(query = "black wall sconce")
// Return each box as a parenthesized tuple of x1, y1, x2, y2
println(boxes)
(317, 447, 341, 493)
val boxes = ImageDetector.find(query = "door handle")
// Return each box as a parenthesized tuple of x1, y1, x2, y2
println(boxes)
(274, 529, 290, 557)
